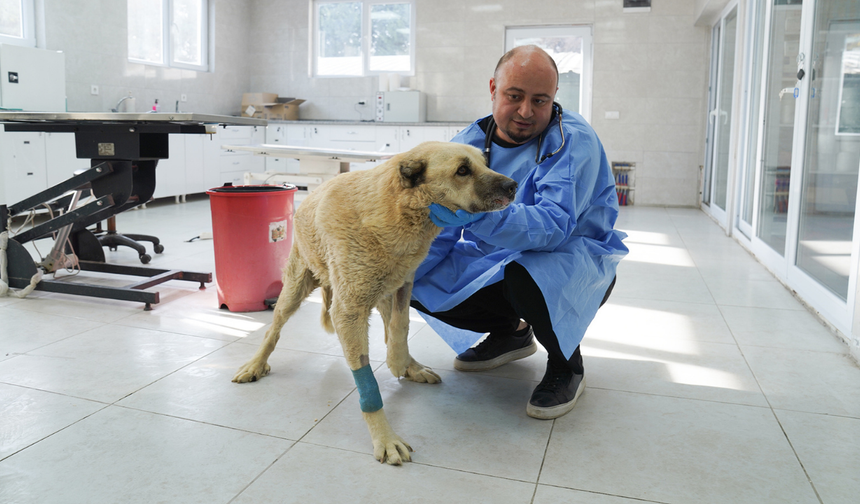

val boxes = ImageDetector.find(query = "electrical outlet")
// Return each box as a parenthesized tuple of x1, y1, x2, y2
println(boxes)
(181, 94, 187, 102)
(90, 85, 99, 96)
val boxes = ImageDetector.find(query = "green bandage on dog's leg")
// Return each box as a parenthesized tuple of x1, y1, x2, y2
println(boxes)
(352, 364, 383, 413)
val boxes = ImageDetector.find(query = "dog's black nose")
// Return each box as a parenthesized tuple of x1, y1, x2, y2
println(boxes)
(503, 180, 518, 198)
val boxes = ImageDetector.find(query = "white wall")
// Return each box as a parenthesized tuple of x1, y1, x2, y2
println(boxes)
(36, 0, 710, 207)
(247, 0, 710, 207)
(43, 0, 254, 116)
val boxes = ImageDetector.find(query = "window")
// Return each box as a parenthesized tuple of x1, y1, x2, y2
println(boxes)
(313, 0, 415, 77)
(127, 0, 209, 71)
(0, 0, 35, 47)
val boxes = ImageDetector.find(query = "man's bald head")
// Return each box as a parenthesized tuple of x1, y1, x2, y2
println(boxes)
(493, 45, 559, 89)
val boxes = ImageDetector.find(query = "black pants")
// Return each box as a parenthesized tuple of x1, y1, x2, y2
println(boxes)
(410, 261, 616, 374)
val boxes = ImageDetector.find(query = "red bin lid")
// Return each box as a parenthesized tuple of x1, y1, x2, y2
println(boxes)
(207, 184, 296, 193)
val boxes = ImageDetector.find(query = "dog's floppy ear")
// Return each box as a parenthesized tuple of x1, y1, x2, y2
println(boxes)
(399, 158, 426, 188)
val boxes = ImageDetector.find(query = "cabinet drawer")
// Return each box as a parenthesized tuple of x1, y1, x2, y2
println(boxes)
(327, 126, 376, 142)
(218, 155, 248, 173)
(218, 125, 252, 139)
(220, 138, 251, 156)
(326, 140, 378, 152)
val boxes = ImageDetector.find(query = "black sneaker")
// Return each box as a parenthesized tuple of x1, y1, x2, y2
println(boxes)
(526, 360, 585, 419)
(454, 324, 537, 371)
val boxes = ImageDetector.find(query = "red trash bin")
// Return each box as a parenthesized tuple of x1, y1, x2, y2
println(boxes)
(206, 184, 298, 312)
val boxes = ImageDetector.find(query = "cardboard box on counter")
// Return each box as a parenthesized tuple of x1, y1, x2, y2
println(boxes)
(241, 93, 305, 120)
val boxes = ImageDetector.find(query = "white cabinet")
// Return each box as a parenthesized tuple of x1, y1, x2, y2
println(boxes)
(0, 123, 469, 206)
(285, 124, 312, 146)
(184, 135, 206, 194)
(45, 132, 90, 187)
(203, 125, 266, 189)
(376, 126, 399, 152)
(397, 126, 425, 152)
(1, 129, 47, 205)
(153, 135, 187, 199)
(393, 125, 457, 152)
(325, 124, 379, 172)
(265, 124, 289, 173)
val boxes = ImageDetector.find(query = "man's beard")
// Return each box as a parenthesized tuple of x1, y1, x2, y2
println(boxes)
(502, 123, 536, 144)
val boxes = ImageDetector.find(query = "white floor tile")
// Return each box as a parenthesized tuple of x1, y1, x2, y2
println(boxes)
(0, 324, 228, 403)
(303, 367, 553, 481)
(706, 276, 807, 310)
(587, 297, 737, 345)
(0, 296, 24, 309)
(582, 338, 768, 406)
(533, 485, 660, 504)
(0, 383, 105, 460)
(720, 305, 846, 352)
(0, 305, 104, 362)
(741, 346, 860, 418)
(0, 406, 291, 504)
(612, 261, 715, 304)
(4, 290, 144, 323)
(118, 343, 360, 440)
(115, 287, 269, 341)
(233, 442, 537, 504)
(540, 389, 818, 503)
(776, 409, 860, 504)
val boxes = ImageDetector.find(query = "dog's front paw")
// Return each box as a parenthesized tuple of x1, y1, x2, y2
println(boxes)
(386, 357, 410, 379)
(231, 360, 271, 383)
(372, 433, 413, 465)
(405, 360, 441, 384)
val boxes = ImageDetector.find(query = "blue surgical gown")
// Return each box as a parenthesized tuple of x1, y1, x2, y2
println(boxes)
(411, 110, 628, 359)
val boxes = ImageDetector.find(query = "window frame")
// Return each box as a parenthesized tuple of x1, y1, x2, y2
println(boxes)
(311, 0, 416, 78)
(127, 0, 210, 72)
(0, 0, 36, 48)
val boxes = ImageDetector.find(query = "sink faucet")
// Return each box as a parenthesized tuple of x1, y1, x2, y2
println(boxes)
(111, 94, 133, 113)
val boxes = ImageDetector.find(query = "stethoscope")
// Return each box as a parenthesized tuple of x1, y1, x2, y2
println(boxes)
(483, 102, 566, 165)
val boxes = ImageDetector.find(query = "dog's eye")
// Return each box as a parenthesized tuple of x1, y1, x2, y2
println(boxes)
(456, 165, 471, 176)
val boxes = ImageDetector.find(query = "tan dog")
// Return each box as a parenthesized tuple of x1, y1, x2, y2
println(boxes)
(232, 141, 517, 465)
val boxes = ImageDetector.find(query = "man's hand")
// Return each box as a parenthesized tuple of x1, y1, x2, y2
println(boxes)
(428, 203, 485, 227)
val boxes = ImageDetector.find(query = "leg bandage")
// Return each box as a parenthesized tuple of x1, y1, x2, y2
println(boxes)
(352, 364, 383, 413)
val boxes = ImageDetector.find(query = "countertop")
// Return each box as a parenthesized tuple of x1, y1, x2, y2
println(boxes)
(268, 119, 472, 127)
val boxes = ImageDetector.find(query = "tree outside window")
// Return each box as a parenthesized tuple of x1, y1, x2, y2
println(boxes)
(128, 0, 208, 71)
(314, 0, 414, 77)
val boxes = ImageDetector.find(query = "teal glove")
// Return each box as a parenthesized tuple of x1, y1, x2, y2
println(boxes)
(428, 203, 485, 227)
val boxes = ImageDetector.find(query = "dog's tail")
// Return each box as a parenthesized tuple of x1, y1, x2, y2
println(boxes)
(320, 285, 335, 333)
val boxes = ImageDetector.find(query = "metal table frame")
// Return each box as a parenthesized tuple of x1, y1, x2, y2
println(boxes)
(0, 112, 266, 310)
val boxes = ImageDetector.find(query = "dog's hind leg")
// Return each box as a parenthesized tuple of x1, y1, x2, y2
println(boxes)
(380, 281, 441, 384)
(320, 285, 334, 333)
(232, 248, 318, 383)
(332, 295, 412, 465)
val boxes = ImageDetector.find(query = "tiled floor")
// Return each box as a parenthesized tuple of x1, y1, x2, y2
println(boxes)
(1, 198, 859, 503)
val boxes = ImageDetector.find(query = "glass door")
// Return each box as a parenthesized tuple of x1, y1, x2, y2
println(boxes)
(792, 0, 860, 307)
(703, 4, 739, 224)
(746, 0, 859, 334)
(756, 0, 804, 258)
(736, 0, 768, 238)
(703, 23, 720, 208)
